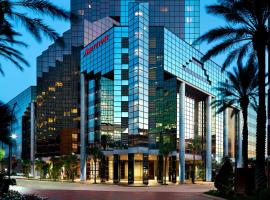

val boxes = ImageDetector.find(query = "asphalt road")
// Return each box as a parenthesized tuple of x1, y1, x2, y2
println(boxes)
(10, 179, 216, 200)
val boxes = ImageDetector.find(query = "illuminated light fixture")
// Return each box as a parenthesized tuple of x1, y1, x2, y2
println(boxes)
(11, 134, 17, 139)
(88, 4, 91, 8)
(135, 11, 143, 16)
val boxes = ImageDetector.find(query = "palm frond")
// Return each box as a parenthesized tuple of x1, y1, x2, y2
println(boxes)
(11, 13, 60, 42)
(14, 0, 71, 20)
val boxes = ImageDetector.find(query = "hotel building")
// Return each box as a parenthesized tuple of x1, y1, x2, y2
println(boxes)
(79, 1, 255, 184)
(27, 0, 257, 184)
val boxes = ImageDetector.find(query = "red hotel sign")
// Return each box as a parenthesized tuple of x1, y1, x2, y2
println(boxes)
(84, 35, 109, 56)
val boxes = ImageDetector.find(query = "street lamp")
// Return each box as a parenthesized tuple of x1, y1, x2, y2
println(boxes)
(8, 102, 17, 180)
(8, 134, 17, 179)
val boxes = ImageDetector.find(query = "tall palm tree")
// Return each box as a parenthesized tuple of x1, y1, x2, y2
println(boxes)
(0, 101, 13, 145)
(0, 0, 74, 74)
(194, 0, 269, 189)
(159, 135, 174, 185)
(188, 136, 202, 184)
(87, 146, 103, 184)
(213, 62, 258, 169)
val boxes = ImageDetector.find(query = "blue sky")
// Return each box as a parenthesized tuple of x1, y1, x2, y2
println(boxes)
(0, 0, 225, 103)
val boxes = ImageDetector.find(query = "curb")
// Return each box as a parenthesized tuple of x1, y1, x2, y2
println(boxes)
(202, 194, 226, 200)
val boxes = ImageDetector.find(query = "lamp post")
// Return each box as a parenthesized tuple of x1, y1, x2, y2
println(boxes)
(8, 102, 17, 179)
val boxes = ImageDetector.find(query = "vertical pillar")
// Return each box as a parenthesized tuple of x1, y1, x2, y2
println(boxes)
(157, 155, 163, 183)
(143, 154, 149, 185)
(113, 154, 120, 183)
(236, 110, 243, 168)
(171, 155, 177, 183)
(223, 108, 229, 157)
(206, 96, 212, 182)
(179, 82, 185, 184)
(30, 102, 35, 177)
(128, 153, 134, 184)
(80, 73, 87, 181)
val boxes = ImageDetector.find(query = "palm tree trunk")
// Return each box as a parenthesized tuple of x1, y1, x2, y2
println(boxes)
(268, 40, 270, 157)
(94, 158, 97, 184)
(242, 106, 249, 169)
(192, 151, 195, 184)
(164, 156, 167, 185)
(255, 42, 267, 190)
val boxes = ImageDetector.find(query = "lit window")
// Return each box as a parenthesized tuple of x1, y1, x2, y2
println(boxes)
(71, 108, 78, 114)
(72, 134, 78, 139)
(78, 9, 84, 16)
(48, 118, 54, 123)
(135, 32, 143, 38)
(186, 17, 192, 23)
(186, 6, 192, 12)
(160, 7, 168, 12)
(135, 11, 143, 16)
(55, 82, 63, 87)
(48, 87, 55, 92)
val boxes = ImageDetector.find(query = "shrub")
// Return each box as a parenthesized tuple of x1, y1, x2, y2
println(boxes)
(0, 172, 16, 195)
(0, 190, 47, 200)
(214, 157, 234, 196)
(258, 189, 270, 200)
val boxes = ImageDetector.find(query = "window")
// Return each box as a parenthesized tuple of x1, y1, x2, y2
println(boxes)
(121, 53, 129, 64)
(121, 37, 129, 48)
(121, 69, 129, 80)
(121, 85, 129, 96)
(121, 101, 128, 112)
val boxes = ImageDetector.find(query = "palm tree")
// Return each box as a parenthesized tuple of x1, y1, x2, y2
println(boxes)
(62, 154, 77, 181)
(159, 135, 174, 185)
(194, 0, 269, 189)
(87, 146, 103, 184)
(188, 136, 202, 184)
(35, 158, 46, 179)
(0, 0, 75, 74)
(213, 62, 258, 169)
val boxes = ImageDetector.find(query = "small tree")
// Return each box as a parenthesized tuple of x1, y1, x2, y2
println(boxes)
(35, 158, 47, 179)
(22, 160, 31, 178)
(50, 156, 63, 181)
(159, 135, 174, 185)
(62, 154, 77, 181)
(0, 149, 5, 160)
(215, 157, 234, 196)
(188, 136, 202, 184)
(87, 146, 103, 184)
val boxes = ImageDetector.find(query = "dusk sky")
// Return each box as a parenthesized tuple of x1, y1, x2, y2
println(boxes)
(0, 0, 225, 103)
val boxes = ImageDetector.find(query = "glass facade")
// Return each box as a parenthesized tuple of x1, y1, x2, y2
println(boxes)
(6, 86, 36, 159)
(80, 1, 256, 184)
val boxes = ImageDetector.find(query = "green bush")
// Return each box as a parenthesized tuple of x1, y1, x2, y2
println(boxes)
(214, 157, 234, 196)
(0, 190, 47, 200)
(258, 189, 270, 200)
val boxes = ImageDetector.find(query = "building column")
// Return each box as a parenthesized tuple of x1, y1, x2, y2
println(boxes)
(223, 108, 229, 157)
(236, 110, 243, 168)
(179, 82, 185, 184)
(30, 102, 35, 177)
(80, 73, 87, 181)
(113, 154, 120, 184)
(143, 154, 149, 185)
(206, 96, 212, 182)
